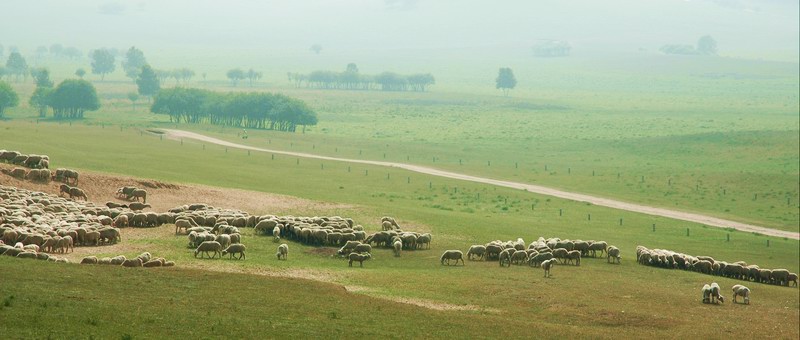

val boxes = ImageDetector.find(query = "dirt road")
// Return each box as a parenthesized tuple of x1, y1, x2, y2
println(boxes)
(162, 129, 799, 240)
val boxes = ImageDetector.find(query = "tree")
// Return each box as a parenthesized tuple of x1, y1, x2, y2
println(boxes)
(48, 79, 100, 119)
(29, 87, 52, 117)
(30, 67, 53, 88)
(0, 81, 19, 118)
(310, 44, 322, 54)
(697, 35, 718, 55)
(128, 92, 139, 111)
(227, 68, 245, 87)
(5, 52, 28, 82)
(246, 69, 262, 86)
(75, 68, 86, 79)
(49, 44, 63, 56)
(90, 49, 116, 80)
(122, 46, 147, 81)
(136, 64, 160, 100)
(495, 67, 517, 96)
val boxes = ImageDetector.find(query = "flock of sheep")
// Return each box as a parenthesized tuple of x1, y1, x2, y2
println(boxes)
(700, 282, 752, 305)
(0, 151, 50, 169)
(636, 246, 798, 287)
(80, 251, 175, 268)
(0, 185, 124, 263)
(441, 237, 620, 277)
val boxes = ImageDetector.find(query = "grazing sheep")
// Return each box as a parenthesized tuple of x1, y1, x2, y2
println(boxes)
(528, 252, 554, 267)
(771, 269, 791, 286)
(588, 241, 608, 258)
(113, 214, 129, 228)
(499, 248, 513, 267)
(194, 241, 222, 259)
(606, 246, 621, 264)
(392, 240, 402, 257)
(440, 250, 465, 266)
(348, 252, 371, 267)
(68, 187, 88, 201)
(128, 189, 147, 203)
(174, 219, 193, 234)
(510, 250, 529, 265)
(552, 248, 569, 264)
(276, 244, 288, 260)
(215, 234, 232, 250)
(63, 169, 79, 185)
(381, 221, 393, 231)
(353, 243, 372, 254)
(416, 233, 432, 249)
(701, 284, 712, 303)
(129, 202, 151, 211)
(565, 250, 582, 266)
(466, 245, 486, 261)
(229, 233, 241, 244)
(122, 258, 143, 267)
(542, 258, 557, 278)
(788, 273, 798, 287)
(710, 282, 724, 304)
(732, 285, 750, 304)
(381, 216, 400, 229)
(81, 256, 99, 265)
(222, 244, 247, 260)
(58, 184, 72, 197)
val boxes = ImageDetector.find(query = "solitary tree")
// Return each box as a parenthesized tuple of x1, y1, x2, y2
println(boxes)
(5, 52, 28, 82)
(91, 49, 116, 80)
(128, 92, 140, 111)
(227, 68, 245, 86)
(310, 44, 322, 54)
(697, 35, 718, 55)
(495, 67, 517, 96)
(136, 64, 160, 101)
(48, 79, 100, 119)
(0, 81, 19, 118)
(75, 68, 86, 79)
(122, 46, 147, 81)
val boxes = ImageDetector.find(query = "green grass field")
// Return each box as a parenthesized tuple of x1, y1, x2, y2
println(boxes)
(1, 51, 798, 338)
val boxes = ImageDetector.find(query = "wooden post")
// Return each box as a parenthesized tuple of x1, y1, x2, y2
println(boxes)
(203, 144, 205, 150)
(652, 223, 655, 232)
(515, 162, 518, 169)
(429, 182, 432, 189)
(568, 167, 570, 174)
(365, 170, 368, 176)
(488, 161, 491, 166)
(726, 234, 730, 242)
(766, 239, 769, 247)
(248, 150, 250, 156)
(387, 173, 390, 179)
(559, 209, 562, 216)
(321, 164, 324, 170)
(407, 177, 410, 184)
(619, 218, 622, 226)
(271, 154, 274, 160)
(588, 214, 591, 221)
(347, 166, 350, 172)
(686, 228, 690, 236)
(383, 153, 386, 158)
(296, 158, 299, 165)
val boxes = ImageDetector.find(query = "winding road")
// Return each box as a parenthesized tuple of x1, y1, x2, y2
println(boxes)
(162, 129, 799, 240)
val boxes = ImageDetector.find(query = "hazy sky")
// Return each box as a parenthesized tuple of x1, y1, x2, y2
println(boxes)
(1, 0, 797, 60)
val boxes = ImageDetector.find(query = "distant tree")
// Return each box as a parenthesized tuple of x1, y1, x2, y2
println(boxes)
(178, 68, 195, 83)
(63, 47, 82, 60)
(310, 44, 322, 55)
(246, 69, 262, 86)
(5, 52, 28, 82)
(227, 68, 245, 86)
(136, 64, 160, 100)
(49, 44, 63, 56)
(495, 67, 516, 96)
(155, 69, 171, 83)
(90, 49, 116, 80)
(75, 68, 86, 79)
(122, 46, 147, 81)
(29, 87, 52, 117)
(48, 79, 100, 119)
(532, 40, 571, 57)
(35, 46, 48, 58)
(127, 92, 140, 111)
(30, 68, 53, 88)
(697, 35, 718, 55)
(0, 81, 19, 118)
(407, 73, 435, 92)
(375, 72, 407, 91)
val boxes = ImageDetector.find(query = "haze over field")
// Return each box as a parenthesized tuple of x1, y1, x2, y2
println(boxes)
(1, 0, 798, 61)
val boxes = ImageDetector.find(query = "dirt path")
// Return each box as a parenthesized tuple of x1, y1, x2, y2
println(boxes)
(162, 129, 799, 240)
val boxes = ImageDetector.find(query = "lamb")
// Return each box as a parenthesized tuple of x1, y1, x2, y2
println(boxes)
(81, 256, 99, 265)
(276, 244, 288, 260)
(606, 246, 621, 264)
(466, 245, 486, 260)
(194, 241, 222, 259)
(392, 240, 402, 257)
(701, 284, 712, 303)
(222, 244, 246, 260)
(542, 258, 557, 278)
(732, 284, 750, 304)
(710, 282, 724, 304)
(348, 252, 372, 267)
(440, 250, 464, 266)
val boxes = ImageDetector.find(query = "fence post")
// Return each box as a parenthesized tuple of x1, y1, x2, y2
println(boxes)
(686, 228, 690, 236)
(559, 209, 562, 216)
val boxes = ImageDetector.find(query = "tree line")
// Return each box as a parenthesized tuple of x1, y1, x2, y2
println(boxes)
(288, 63, 435, 92)
(151, 88, 317, 132)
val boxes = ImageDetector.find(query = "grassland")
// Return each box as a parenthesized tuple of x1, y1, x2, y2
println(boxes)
(0, 51, 798, 338)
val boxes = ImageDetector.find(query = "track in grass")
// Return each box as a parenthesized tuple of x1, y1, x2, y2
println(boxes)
(163, 128, 799, 240)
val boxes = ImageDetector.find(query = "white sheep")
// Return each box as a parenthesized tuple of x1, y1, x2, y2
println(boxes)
(701, 284, 712, 303)
(80, 256, 99, 265)
(542, 258, 556, 277)
(392, 240, 402, 257)
(440, 250, 464, 266)
(273, 226, 281, 242)
(731, 284, 750, 304)
(276, 244, 288, 260)
(348, 252, 372, 267)
(194, 241, 222, 259)
(710, 282, 724, 304)
(606, 246, 621, 264)
(222, 244, 247, 260)
(466, 245, 486, 261)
